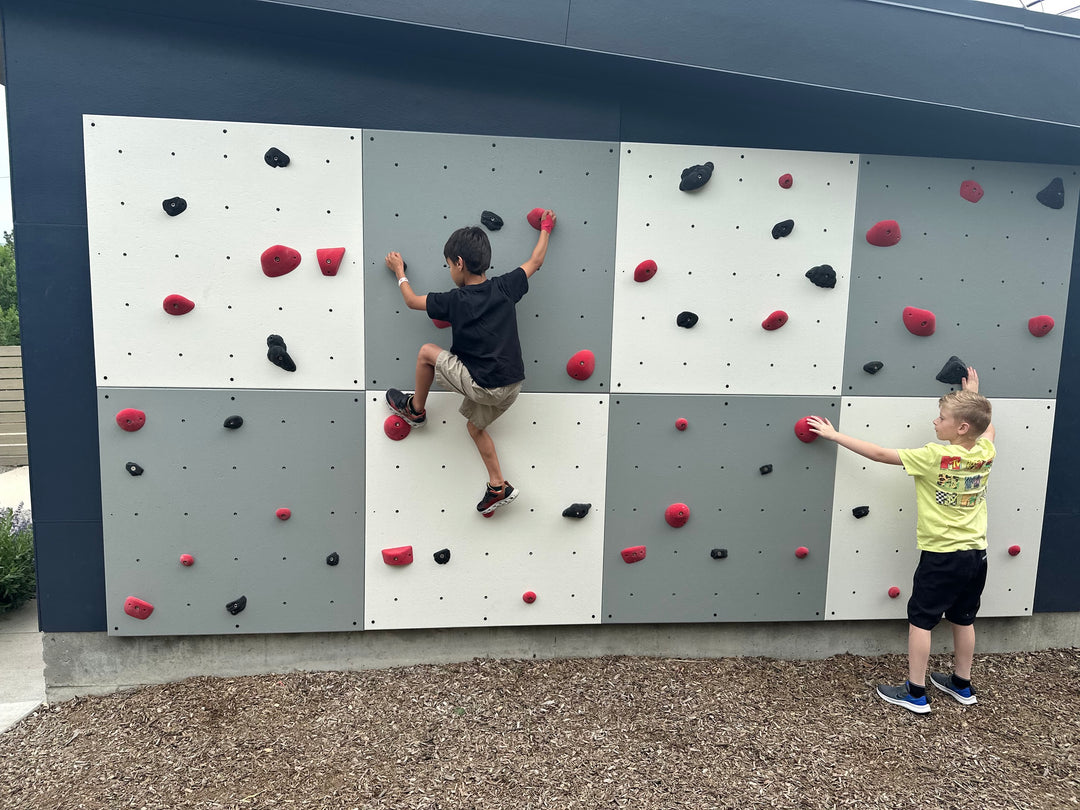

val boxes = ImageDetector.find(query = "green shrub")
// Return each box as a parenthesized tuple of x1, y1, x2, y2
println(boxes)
(0, 503, 34, 613)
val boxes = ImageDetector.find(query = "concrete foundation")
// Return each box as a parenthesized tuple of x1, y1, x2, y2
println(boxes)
(43, 613, 1080, 702)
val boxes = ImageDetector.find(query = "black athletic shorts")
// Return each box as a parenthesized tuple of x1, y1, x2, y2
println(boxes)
(907, 548, 988, 631)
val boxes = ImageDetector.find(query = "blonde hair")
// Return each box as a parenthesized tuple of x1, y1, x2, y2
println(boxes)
(939, 390, 992, 435)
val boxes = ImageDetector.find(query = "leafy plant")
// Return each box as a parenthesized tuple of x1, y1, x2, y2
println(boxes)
(0, 503, 34, 612)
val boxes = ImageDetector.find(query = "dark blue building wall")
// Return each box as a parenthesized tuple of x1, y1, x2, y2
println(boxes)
(2, 0, 1078, 629)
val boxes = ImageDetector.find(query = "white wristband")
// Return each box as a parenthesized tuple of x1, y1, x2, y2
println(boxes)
(398, 276, 409, 287)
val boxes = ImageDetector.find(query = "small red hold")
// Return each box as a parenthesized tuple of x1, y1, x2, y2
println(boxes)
(162, 294, 195, 315)
(260, 245, 302, 277)
(761, 310, 788, 331)
(665, 503, 690, 528)
(888, 586, 901, 599)
(522, 591, 537, 604)
(902, 306, 936, 337)
(621, 545, 647, 564)
(794, 416, 819, 443)
(566, 349, 595, 381)
(795, 546, 809, 559)
(382, 545, 414, 566)
(634, 259, 657, 282)
(675, 418, 688, 431)
(116, 408, 146, 432)
(179, 554, 195, 567)
(383, 415, 412, 441)
(431, 319, 452, 329)
(866, 220, 901, 247)
(124, 596, 154, 620)
(1028, 315, 1055, 337)
(778, 173, 794, 189)
(1008, 544, 1021, 557)
(316, 247, 345, 276)
(276, 507, 291, 521)
(526, 207, 545, 230)
(960, 180, 984, 203)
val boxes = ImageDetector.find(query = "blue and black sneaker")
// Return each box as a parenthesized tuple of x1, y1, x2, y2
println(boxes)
(929, 672, 977, 705)
(876, 682, 931, 714)
(386, 388, 426, 427)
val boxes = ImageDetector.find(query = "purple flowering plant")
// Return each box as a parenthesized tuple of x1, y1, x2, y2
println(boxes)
(0, 502, 34, 612)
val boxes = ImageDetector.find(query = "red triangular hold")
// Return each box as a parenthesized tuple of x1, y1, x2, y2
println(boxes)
(261, 245, 302, 277)
(866, 220, 901, 247)
(382, 545, 414, 566)
(162, 294, 195, 315)
(902, 306, 936, 336)
(316, 247, 345, 276)
(566, 349, 596, 380)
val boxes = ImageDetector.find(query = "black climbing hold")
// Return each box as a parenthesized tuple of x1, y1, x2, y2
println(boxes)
(562, 503, 592, 519)
(264, 147, 290, 168)
(771, 219, 795, 239)
(805, 264, 836, 288)
(162, 197, 187, 216)
(226, 595, 247, 615)
(125, 461, 144, 476)
(223, 415, 244, 430)
(267, 334, 285, 348)
(852, 505, 870, 519)
(863, 361, 884, 375)
(480, 210, 504, 231)
(1036, 177, 1065, 210)
(935, 355, 968, 385)
(326, 552, 340, 566)
(710, 548, 728, 559)
(267, 335, 296, 372)
(679, 161, 714, 192)
(759, 464, 773, 475)
(676, 311, 699, 329)
(433, 548, 451, 565)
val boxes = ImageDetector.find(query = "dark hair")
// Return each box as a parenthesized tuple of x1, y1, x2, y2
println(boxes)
(443, 226, 491, 275)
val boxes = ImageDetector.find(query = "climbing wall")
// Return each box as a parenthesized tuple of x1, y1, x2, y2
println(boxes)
(84, 114, 1080, 637)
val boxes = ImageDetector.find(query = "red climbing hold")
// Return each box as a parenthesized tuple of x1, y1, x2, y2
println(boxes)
(795, 546, 809, 559)
(522, 591, 537, 604)
(675, 418, 688, 431)
(866, 220, 901, 247)
(316, 247, 345, 276)
(276, 507, 291, 521)
(179, 554, 195, 567)
(162, 294, 195, 315)
(124, 596, 154, 620)
(381, 546, 414, 566)
(902, 306, 936, 337)
(116, 408, 146, 432)
(794, 416, 820, 443)
(888, 586, 901, 598)
(634, 259, 657, 283)
(621, 545, 647, 564)
(526, 207, 545, 230)
(761, 310, 788, 331)
(1028, 315, 1055, 337)
(566, 349, 595, 381)
(665, 503, 690, 528)
(778, 173, 794, 189)
(960, 180, 984, 203)
(431, 319, 451, 329)
(1008, 544, 1021, 556)
(261, 245, 302, 277)
(383, 414, 412, 441)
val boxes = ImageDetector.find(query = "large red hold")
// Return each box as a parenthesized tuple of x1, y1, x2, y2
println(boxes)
(526, 207, 545, 230)
(621, 545, 647, 564)
(261, 245, 302, 277)
(316, 247, 345, 276)
(124, 596, 154, 620)
(382, 546, 414, 566)
(903, 306, 936, 336)
(566, 349, 596, 381)
(794, 416, 820, 443)
(960, 180, 984, 203)
(866, 220, 901, 247)
(116, 408, 147, 432)
(384, 415, 412, 441)
(665, 503, 690, 528)
(634, 259, 657, 282)
(761, 310, 788, 331)
(162, 294, 195, 315)
(1028, 315, 1055, 337)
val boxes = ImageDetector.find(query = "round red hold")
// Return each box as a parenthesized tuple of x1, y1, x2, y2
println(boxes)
(902, 306, 936, 337)
(675, 418, 688, 431)
(960, 180, 984, 203)
(795, 546, 809, 559)
(383, 415, 412, 441)
(888, 586, 901, 599)
(260, 245, 302, 277)
(1008, 544, 1021, 557)
(778, 173, 793, 189)
(526, 207, 545, 230)
(634, 259, 657, 283)
(866, 220, 901, 247)
(116, 408, 147, 432)
(1028, 315, 1055, 337)
(522, 591, 537, 604)
(761, 310, 788, 331)
(432, 319, 451, 329)
(180, 554, 195, 567)
(162, 294, 195, 315)
(665, 503, 690, 528)
(566, 349, 596, 381)
(794, 416, 819, 443)
(276, 507, 291, 521)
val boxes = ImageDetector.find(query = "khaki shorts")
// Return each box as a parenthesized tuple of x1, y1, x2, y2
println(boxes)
(434, 350, 522, 430)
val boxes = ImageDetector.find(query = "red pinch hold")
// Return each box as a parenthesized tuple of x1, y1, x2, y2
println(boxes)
(124, 596, 154, 620)
(261, 245, 302, 277)
(163, 294, 195, 315)
(1028, 315, 1054, 337)
(566, 349, 596, 381)
(665, 503, 690, 528)
(866, 220, 901, 247)
(116, 408, 146, 432)
(634, 259, 657, 282)
(316, 247, 345, 276)
(621, 545, 647, 564)
(381, 546, 414, 566)
(761, 310, 788, 331)
(902, 306, 936, 336)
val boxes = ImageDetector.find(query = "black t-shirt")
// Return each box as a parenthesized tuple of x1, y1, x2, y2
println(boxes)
(426, 267, 529, 388)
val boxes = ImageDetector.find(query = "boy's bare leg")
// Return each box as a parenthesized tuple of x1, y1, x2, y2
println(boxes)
(467, 421, 504, 486)
(411, 343, 442, 412)
(908, 624, 932, 687)
(951, 621, 975, 680)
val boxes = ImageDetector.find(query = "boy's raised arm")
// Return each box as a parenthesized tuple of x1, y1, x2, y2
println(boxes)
(806, 416, 903, 465)
(521, 210, 556, 278)
(962, 367, 995, 442)
(385, 251, 428, 311)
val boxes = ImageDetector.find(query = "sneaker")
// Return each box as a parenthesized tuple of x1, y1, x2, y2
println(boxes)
(476, 481, 518, 516)
(929, 672, 977, 705)
(876, 682, 931, 714)
(386, 388, 426, 426)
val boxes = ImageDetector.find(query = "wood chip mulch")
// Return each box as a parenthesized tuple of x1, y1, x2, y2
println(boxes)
(1, 649, 1078, 809)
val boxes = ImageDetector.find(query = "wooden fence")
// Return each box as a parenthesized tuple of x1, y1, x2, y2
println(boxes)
(0, 346, 27, 466)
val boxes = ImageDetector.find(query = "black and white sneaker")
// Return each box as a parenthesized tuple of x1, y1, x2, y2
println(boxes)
(386, 388, 426, 427)
(477, 482, 518, 516)
(876, 682, 931, 714)
(930, 672, 977, 705)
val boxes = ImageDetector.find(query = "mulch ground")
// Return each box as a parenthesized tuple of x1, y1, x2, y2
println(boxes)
(1, 649, 1078, 810)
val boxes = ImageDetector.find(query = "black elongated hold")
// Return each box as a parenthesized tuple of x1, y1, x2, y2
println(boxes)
(710, 548, 728, 559)
(226, 595, 247, 615)
(852, 505, 870, 519)
(1036, 177, 1065, 210)
(326, 552, 340, 566)
(264, 147, 290, 168)
(759, 464, 773, 475)
(805, 264, 836, 288)
(125, 461, 144, 476)
(268, 345, 296, 372)
(863, 361, 884, 375)
(162, 196, 187, 216)
(223, 415, 244, 430)
(562, 503, 592, 519)
(480, 210, 504, 231)
(676, 311, 699, 329)
(679, 161, 714, 192)
(433, 548, 451, 565)
(935, 355, 968, 385)
(771, 219, 795, 239)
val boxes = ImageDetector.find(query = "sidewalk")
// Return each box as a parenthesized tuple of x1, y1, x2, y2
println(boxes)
(0, 466, 44, 734)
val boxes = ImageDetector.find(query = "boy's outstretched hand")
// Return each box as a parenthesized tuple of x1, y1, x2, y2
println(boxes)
(540, 210, 557, 233)
(385, 251, 406, 278)
(805, 416, 838, 441)
(962, 366, 979, 393)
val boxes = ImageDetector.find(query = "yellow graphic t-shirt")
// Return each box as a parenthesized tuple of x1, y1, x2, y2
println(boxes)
(897, 437, 996, 552)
